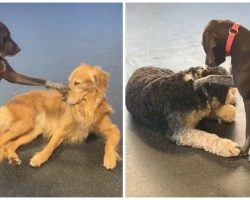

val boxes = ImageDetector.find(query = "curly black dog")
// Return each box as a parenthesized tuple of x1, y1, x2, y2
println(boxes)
(197, 19, 250, 155)
(0, 21, 67, 92)
(126, 65, 240, 157)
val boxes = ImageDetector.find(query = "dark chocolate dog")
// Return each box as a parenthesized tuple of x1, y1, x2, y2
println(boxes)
(196, 19, 250, 155)
(0, 21, 67, 92)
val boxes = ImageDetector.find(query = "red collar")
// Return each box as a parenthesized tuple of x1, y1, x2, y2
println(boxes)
(225, 23, 240, 56)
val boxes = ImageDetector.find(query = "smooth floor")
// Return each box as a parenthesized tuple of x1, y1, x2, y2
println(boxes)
(126, 3, 250, 197)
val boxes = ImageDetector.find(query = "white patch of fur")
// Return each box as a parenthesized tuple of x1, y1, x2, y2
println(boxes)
(183, 73, 194, 81)
(171, 129, 240, 157)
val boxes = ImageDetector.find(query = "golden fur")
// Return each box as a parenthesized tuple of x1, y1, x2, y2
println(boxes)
(0, 63, 120, 169)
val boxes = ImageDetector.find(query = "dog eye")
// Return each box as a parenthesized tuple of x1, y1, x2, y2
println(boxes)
(74, 81, 81, 85)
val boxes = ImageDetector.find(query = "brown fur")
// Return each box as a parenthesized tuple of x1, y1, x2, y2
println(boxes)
(0, 63, 120, 169)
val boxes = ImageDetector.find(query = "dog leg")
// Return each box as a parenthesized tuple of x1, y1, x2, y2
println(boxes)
(30, 133, 63, 167)
(4, 127, 42, 165)
(97, 116, 120, 170)
(171, 128, 241, 157)
(0, 119, 33, 148)
(193, 75, 234, 90)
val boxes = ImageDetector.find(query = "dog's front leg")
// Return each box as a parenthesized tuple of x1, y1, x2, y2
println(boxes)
(193, 75, 235, 90)
(171, 128, 241, 157)
(97, 115, 120, 170)
(30, 133, 63, 167)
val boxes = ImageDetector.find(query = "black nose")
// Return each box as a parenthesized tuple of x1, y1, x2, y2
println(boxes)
(15, 46, 20, 53)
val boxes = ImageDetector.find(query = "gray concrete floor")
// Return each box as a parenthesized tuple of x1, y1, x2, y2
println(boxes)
(126, 3, 250, 197)
(0, 4, 122, 197)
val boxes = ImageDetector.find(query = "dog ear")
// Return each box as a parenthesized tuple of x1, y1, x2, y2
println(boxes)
(203, 32, 218, 66)
(93, 66, 109, 92)
(203, 32, 226, 66)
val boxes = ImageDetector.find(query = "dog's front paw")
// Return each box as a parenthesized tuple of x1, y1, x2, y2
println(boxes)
(104, 151, 118, 170)
(30, 153, 48, 167)
(216, 139, 241, 157)
(8, 154, 21, 166)
(46, 81, 68, 94)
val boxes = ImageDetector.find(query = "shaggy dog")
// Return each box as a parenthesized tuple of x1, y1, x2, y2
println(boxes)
(126, 65, 240, 157)
(0, 63, 120, 169)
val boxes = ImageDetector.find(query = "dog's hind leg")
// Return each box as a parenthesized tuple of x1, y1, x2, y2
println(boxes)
(3, 127, 42, 165)
(0, 112, 34, 147)
(193, 75, 234, 90)
(171, 128, 241, 157)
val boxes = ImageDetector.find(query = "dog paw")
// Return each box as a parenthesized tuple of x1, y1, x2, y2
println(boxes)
(103, 151, 117, 170)
(30, 153, 47, 167)
(216, 139, 241, 157)
(8, 154, 21, 166)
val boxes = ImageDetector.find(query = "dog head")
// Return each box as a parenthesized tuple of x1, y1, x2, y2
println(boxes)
(65, 63, 109, 105)
(202, 20, 234, 66)
(0, 21, 20, 57)
(189, 65, 236, 122)
(202, 80, 236, 123)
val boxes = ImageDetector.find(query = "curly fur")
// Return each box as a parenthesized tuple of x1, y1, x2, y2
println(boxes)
(126, 65, 240, 157)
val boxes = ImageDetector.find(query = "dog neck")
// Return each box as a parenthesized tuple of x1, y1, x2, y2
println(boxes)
(72, 91, 105, 124)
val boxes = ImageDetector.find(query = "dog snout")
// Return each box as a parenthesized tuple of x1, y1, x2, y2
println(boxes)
(205, 56, 216, 67)
(15, 45, 20, 53)
(5, 40, 20, 56)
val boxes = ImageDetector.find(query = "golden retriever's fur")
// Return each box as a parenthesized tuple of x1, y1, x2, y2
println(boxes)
(0, 63, 120, 169)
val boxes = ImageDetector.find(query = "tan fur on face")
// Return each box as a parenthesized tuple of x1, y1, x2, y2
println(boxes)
(225, 87, 236, 105)
(214, 104, 236, 123)
(207, 89, 236, 122)
(67, 64, 109, 105)
(0, 63, 120, 169)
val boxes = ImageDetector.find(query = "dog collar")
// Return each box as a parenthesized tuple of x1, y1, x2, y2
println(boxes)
(225, 23, 240, 56)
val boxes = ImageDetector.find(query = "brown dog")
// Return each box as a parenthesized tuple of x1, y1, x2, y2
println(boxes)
(0, 63, 120, 169)
(0, 21, 67, 91)
(195, 20, 250, 155)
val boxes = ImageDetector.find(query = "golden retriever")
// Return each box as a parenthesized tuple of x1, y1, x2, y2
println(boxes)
(0, 63, 120, 169)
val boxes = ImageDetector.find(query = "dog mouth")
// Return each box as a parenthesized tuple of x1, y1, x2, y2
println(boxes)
(65, 92, 88, 105)
(0, 52, 6, 58)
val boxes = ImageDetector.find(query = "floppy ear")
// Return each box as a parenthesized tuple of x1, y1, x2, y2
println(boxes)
(203, 31, 226, 66)
(93, 66, 109, 92)
(203, 32, 217, 66)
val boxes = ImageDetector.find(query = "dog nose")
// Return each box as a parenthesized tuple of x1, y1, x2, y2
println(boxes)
(15, 46, 21, 53)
